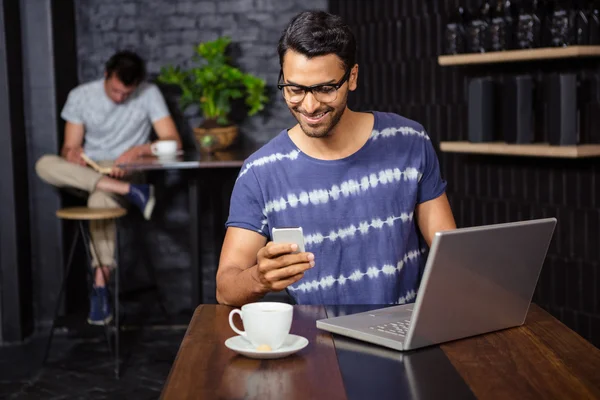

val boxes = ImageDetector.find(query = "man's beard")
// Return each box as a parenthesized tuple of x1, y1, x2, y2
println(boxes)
(290, 98, 347, 138)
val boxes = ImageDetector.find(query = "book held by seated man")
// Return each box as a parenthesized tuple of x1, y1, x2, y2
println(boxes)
(80, 153, 113, 175)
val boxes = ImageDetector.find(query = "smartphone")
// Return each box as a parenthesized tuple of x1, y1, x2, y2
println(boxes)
(271, 227, 306, 253)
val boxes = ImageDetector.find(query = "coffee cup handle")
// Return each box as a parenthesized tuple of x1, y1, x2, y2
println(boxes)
(228, 309, 246, 337)
(150, 143, 158, 155)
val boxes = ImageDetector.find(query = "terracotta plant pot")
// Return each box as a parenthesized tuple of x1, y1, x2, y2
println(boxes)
(193, 124, 238, 153)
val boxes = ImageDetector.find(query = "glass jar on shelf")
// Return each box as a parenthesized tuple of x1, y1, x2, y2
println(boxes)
(490, 0, 517, 51)
(466, 0, 493, 53)
(590, 0, 600, 44)
(516, 0, 543, 49)
(444, 6, 469, 54)
(548, 0, 576, 47)
(575, 0, 592, 45)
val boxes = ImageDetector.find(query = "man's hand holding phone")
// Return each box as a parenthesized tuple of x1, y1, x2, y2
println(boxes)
(253, 227, 314, 292)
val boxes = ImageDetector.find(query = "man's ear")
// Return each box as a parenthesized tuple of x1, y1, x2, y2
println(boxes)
(349, 64, 359, 91)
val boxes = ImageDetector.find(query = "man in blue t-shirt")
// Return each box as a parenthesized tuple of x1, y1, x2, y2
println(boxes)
(216, 11, 456, 306)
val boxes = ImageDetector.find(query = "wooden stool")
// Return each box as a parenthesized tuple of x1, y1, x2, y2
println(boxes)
(44, 206, 127, 378)
(55, 206, 128, 221)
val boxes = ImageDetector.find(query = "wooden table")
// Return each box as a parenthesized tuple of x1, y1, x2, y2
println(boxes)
(161, 304, 600, 400)
(118, 147, 255, 306)
(117, 147, 253, 171)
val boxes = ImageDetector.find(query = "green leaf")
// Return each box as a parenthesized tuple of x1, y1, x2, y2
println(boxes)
(217, 115, 229, 125)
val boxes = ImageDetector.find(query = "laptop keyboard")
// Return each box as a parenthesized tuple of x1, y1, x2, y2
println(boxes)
(369, 318, 412, 336)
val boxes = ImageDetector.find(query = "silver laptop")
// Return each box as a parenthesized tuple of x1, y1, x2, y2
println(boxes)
(316, 218, 557, 351)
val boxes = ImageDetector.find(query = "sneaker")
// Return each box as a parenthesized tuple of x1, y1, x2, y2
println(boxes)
(126, 183, 155, 220)
(87, 286, 113, 325)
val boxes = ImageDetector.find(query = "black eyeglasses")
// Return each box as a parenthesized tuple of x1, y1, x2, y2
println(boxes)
(277, 68, 351, 104)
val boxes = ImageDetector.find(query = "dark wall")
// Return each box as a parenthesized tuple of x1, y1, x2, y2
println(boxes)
(330, 0, 599, 347)
(20, 0, 77, 325)
(0, 0, 33, 343)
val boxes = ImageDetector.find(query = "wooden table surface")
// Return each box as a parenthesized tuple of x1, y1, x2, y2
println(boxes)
(117, 147, 256, 171)
(161, 304, 600, 400)
(161, 305, 347, 400)
(441, 305, 600, 399)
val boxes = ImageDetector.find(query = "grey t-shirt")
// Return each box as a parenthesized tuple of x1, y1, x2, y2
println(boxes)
(61, 79, 170, 161)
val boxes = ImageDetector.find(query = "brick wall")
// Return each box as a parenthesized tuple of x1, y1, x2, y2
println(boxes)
(330, 0, 600, 347)
(74, 0, 327, 144)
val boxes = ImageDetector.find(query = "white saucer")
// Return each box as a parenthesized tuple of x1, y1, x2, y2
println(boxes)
(225, 334, 308, 359)
(156, 150, 184, 159)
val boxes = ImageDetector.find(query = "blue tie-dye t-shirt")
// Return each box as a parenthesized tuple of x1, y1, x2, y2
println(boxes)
(226, 111, 447, 305)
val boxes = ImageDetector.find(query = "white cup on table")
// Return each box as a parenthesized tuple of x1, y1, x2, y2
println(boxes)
(228, 302, 293, 351)
(151, 140, 178, 157)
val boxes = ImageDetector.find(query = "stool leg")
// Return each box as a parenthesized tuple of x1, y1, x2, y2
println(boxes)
(79, 222, 113, 356)
(43, 223, 79, 365)
(140, 254, 169, 320)
(115, 218, 120, 379)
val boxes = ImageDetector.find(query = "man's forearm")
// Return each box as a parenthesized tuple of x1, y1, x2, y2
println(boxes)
(60, 145, 81, 157)
(216, 265, 268, 307)
(135, 137, 182, 157)
(133, 143, 152, 157)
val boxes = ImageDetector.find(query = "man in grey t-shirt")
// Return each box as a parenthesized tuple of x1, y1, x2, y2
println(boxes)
(36, 51, 181, 325)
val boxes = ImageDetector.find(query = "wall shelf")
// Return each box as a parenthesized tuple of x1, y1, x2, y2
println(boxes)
(438, 46, 600, 66)
(439, 141, 600, 158)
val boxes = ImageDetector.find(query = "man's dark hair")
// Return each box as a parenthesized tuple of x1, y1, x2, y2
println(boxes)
(105, 50, 146, 86)
(277, 11, 357, 71)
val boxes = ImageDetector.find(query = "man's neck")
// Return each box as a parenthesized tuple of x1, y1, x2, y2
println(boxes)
(102, 80, 115, 104)
(289, 109, 374, 160)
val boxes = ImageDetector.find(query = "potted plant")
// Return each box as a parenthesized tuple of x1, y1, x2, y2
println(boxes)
(158, 37, 268, 152)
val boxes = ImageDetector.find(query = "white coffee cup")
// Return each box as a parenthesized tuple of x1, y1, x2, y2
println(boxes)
(151, 140, 178, 156)
(228, 302, 293, 350)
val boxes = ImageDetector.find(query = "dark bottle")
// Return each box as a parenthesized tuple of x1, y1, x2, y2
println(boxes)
(574, 0, 590, 45)
(549, 0, 575, 47)
(590, 0, 600, 44)
(540, 0, 556, 47)
(444, 6, 469, 54)
(490, 0, 516, 51)
(516, 0, 543, 48)
(467, 1, 493, 52)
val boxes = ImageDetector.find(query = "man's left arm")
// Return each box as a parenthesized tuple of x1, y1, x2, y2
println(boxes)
(115, 85, 182, 166)
(414, 129, 457, 247)
(133, 115, 182, 157)
(415, 193, 456, 247)
(152, 116, 181, 147)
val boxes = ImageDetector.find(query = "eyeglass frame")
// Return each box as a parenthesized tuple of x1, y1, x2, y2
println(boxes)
(276, 68, 352, 104)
